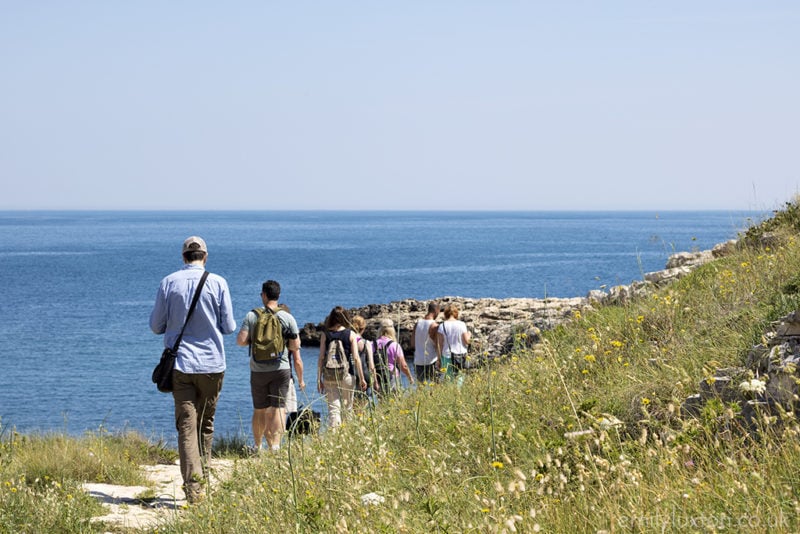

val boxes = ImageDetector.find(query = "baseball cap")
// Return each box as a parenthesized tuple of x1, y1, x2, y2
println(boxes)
(182, 236, 208, 254)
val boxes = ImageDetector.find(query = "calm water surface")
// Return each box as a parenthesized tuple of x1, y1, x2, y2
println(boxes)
(0, 210, 764, 441)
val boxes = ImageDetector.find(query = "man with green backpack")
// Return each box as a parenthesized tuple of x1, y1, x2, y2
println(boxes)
(236, 280, 303, 453)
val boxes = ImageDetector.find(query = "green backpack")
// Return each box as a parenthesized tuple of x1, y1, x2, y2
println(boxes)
(250, 307, 285, 361)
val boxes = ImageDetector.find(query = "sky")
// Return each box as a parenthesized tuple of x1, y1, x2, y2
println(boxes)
(1, 2, 798, 211)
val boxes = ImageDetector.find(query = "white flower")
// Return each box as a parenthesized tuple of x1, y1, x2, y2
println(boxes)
(598, 414, 623, 430)
(360, 492, 385, 506)
(739, 378, 766, 395)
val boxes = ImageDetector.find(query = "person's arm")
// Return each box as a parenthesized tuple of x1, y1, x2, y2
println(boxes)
(428, 321, 441, 368)
(289, 337, 305, 391)
(317, 332, 327, 394)
(395, 345, 414, 385)
(365, 340, 375, 374)
(218, 280, 238, 335)
(236, 330, 249, 346)
(428, 321, 439, 343)
(436, 330, 445, 358)
(351, 331, 367, 391)
(149, 284, 167, 335)
(236, 312, 251, 346)
(461, 325, 472, 347)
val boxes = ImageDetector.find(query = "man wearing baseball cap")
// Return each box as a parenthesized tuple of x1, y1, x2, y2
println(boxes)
(150, 236, 237, 504)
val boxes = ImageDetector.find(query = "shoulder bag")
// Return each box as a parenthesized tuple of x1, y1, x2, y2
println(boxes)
(151, 271, 209, 393)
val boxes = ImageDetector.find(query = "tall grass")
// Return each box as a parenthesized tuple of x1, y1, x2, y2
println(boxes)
(0, 426, 175, 532)
(4, 204, 800, 532)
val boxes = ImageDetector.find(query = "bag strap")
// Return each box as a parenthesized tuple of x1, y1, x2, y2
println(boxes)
(441, 321, 455, 355)
(171, 271, 209, 353)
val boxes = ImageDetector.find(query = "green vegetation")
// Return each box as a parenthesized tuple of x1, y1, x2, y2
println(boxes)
(0, 426, 174, 532)
(4, 200, 800, 532)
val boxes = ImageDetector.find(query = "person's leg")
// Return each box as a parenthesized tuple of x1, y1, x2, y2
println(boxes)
(264, 407, 284, 449)
(173, 371, 203, 501)
(264, 369, 291, 450)
(250, 371, 269, 450)
(325, 371, 343, 428)
(195, 373, 224, 469)
(340, 373, 355, 420)
(252, 408, 268, 450)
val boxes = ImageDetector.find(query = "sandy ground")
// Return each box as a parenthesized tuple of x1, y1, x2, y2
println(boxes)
(82, 458, 233, 531)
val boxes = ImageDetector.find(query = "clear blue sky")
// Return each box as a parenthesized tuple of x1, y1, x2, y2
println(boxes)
(1, 2, 798, 210)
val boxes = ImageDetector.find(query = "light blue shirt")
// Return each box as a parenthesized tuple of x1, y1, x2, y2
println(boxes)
(150, 264, 237, 374)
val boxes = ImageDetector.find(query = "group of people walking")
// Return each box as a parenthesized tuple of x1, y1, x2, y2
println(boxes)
(149, 236, 471, 503)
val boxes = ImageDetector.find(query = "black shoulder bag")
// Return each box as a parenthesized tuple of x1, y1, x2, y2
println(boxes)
(151, 271, 209, 393)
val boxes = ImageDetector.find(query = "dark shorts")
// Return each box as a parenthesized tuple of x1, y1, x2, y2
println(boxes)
(250, 369, 291, 409)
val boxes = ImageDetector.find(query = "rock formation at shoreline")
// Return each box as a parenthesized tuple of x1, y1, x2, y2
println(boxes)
(299, 239, 739, 358)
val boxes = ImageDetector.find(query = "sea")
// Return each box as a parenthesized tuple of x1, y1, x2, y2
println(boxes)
(0, 210, 766, 443)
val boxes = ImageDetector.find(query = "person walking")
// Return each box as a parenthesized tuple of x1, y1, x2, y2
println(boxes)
(352, 315, 376, 409)
(236, 280, 303, 453)
(436, 303, 471, 380)
(317, 306, 366, 428)
(374, 318, 415, 396)
(411, 302, 440, 384)
(149, 236, 237, 504)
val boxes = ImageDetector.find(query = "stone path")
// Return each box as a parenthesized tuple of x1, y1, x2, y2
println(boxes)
(82, 458, 233, 531)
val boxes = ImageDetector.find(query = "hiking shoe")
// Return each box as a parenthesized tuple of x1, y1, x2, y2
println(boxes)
(184, 484, 205, 505)
(243, 445, 263, 458)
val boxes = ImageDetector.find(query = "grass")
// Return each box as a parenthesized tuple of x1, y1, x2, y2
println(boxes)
(3, 200, 800, 532)
(0, 426, 175, 533)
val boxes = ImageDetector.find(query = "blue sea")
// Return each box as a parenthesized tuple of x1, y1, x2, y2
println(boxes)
(0, 210, 764, 442)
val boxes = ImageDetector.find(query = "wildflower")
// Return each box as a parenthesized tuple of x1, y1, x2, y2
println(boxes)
(360, 492, 385, 506)
(641, 398, 651, 406)
(492, 461, 504, 469)
(583, 354, 596, 363)
(636, 315, 644, 324)
(610, 340, 623, 348)
(739, 379, 766, 395)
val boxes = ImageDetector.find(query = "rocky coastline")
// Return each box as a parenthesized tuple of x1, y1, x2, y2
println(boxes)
(299, 239, 739, 358)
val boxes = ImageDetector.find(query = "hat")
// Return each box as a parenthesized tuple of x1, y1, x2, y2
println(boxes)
(182, 236, 208, 254)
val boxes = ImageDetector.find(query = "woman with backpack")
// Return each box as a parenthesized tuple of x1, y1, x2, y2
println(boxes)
(317, 306, 367, 428)
(373, 318, 415, 398)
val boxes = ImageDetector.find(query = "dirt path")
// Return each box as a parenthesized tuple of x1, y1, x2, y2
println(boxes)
(82, 458, 233, 531)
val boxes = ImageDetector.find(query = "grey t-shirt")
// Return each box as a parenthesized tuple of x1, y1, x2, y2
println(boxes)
(239, 308, 299, 372)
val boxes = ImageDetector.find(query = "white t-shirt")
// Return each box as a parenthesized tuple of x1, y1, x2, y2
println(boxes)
(438, 319, 468, 356)
(414, 318, 438, 366)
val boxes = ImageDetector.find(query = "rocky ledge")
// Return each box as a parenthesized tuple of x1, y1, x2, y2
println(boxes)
(299, 239, 738, 358)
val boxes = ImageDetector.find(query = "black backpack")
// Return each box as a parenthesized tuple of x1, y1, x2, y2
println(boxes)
(373, 339, 393, 394)
(358, 337, 373, 389)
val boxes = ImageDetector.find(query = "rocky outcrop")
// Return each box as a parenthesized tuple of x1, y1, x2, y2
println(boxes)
(300, 296, 590, 357)
(300, 241, 739, 359)
(681, 311, 800, 435)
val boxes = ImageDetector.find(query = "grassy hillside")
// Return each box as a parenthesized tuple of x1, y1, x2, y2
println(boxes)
(3, 201, 800, 533)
